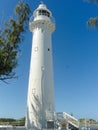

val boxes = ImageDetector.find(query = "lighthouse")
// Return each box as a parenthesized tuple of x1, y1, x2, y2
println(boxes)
(26, 3, 55, 130)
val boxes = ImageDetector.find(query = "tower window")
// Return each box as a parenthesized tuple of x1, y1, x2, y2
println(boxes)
(48, 48, 50, 51)
(38, 10, 50, 17)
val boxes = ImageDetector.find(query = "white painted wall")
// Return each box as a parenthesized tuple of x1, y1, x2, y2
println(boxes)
(26, 3, 55, 130)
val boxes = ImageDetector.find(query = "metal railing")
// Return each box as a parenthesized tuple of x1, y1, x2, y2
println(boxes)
(29, 15, 55, 25)
(56, 112, 79, 129)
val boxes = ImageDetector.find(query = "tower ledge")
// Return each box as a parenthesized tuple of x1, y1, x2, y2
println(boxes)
(29, 18, 55, 32)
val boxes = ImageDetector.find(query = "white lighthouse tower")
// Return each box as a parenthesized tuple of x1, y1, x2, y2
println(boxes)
(26, 3, 55, 130)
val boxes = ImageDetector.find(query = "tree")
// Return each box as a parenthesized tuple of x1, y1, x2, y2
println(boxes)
(0, 1, 31, 82)
(0, 117, 25, 126)
(85, 0, 98, 28)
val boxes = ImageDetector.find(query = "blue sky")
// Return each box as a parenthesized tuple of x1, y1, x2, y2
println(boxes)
(0, 0, 98, 120)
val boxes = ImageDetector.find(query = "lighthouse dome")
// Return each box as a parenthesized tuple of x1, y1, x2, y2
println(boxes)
(33, 3, 52, 18)
(38, 3, 47, 9)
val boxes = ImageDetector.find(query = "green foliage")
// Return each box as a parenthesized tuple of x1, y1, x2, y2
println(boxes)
(19, 117, 25, 122)
(85, 0, 98, 29)
(87, 17, 98, 28)
(0, 1, 31, 82)
(0, 118, 16, 122)
(79, 118, 98, 126)
(0, 117, 25, 126)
